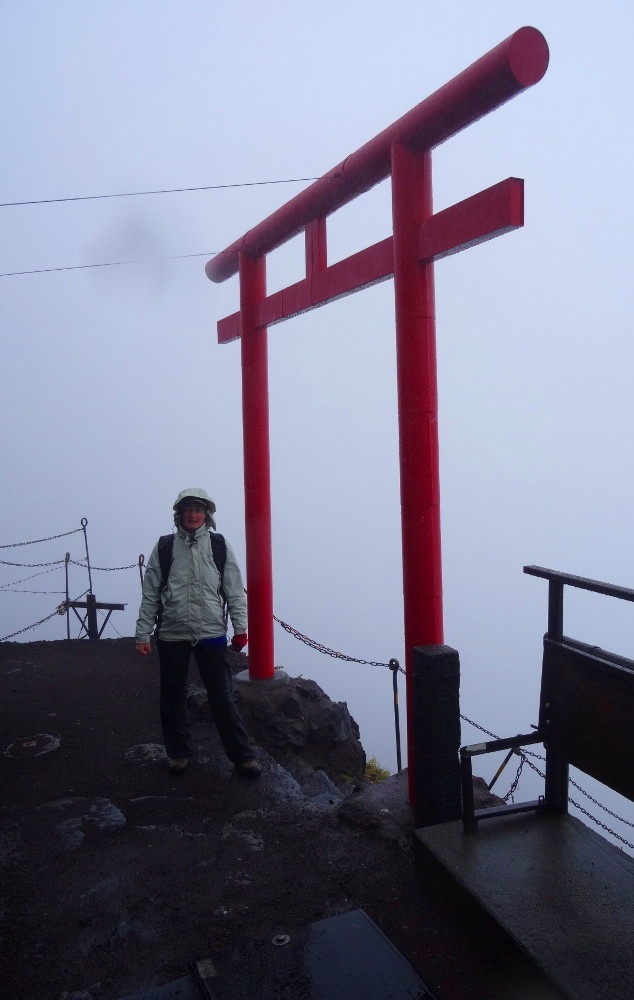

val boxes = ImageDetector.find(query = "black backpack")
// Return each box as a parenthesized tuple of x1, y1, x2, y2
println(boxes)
(154, 531, 227, 634)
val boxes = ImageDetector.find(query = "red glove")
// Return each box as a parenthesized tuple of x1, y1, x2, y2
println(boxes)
(231, 633, 248, 651)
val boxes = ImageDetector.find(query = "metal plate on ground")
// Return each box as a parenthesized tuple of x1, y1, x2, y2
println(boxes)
(192, 909, 435, 1000)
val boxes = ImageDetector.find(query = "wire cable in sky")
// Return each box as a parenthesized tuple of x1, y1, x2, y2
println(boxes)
(0, 177, 319, 209)
(0, 251, 216, 278)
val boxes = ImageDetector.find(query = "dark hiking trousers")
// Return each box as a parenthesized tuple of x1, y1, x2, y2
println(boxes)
(157, 639, 254, 764)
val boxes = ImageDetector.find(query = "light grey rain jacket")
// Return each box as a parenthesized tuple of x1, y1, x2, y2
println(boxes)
(135, 523, 247, 644)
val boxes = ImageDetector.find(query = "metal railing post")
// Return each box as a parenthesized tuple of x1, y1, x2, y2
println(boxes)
(86, 593, 99, 640)
(547, 579, 564, 639)
(81, 517, 93, 595)
(64, 552, 71, 640)
(389, 658, 402, 773)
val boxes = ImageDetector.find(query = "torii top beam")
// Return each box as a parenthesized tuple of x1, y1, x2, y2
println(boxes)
(207, 26, 548, 284)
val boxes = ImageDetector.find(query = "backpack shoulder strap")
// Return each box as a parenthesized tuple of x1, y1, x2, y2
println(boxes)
(209, 531, 227, 579)
(209, 532, 227, 622)
(157, 534, 175, 591)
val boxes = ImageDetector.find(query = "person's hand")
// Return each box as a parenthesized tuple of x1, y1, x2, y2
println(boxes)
(231, 633, 248, 651)
(136, 642, 152, 656)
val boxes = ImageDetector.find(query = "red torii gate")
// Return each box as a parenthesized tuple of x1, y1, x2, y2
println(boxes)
(207, 27, 549, 782)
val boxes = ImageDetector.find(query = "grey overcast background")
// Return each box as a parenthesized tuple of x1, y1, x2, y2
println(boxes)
(2, 2, 633, 850)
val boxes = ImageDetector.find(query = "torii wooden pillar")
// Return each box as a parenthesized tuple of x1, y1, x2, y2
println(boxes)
(207, 27, 549, 797)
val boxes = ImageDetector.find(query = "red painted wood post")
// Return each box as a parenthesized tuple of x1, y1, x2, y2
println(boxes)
(239, 251, 275, 679)
(305, 218, 327, 273)
(391, 144, 443, 800)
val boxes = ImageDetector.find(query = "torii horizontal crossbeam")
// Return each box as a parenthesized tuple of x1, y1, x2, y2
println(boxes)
(217, 177, 524, 342)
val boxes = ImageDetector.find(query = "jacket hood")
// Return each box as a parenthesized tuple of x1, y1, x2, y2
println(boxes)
(173, 487, 217, 530)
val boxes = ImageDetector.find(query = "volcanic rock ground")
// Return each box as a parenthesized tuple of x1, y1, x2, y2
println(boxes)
(0, 639, 562, 1000)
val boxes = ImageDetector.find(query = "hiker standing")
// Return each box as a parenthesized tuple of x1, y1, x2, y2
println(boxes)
(135, 487, 261, 778)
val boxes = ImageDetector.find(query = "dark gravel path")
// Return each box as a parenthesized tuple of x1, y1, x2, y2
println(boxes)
(1, 639, 559, 1000)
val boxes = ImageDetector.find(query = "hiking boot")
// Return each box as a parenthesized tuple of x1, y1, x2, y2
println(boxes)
(167, 757, 189, 776)
(236, 759, 262, 779)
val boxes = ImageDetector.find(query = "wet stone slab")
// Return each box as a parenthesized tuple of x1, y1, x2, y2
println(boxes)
(189, 909, 434, 1000)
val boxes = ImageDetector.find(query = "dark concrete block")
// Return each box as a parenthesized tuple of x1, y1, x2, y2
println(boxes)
(415, 812, 634, 1000)
(411, 645, 461, 826)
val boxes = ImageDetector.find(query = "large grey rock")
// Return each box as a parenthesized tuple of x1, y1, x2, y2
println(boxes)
(337, 770, 414, 841)
(336, 771, 505, 841)
(188, 668, 366, 785)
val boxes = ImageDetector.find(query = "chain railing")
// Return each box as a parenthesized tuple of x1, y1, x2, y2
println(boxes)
(0, 557, 68, 567)
(0, 520, 140, 642)
(273, 614, 405, 672)
(0, 527, 83, 549)
(0, 566, 65, 590)
(273, 623, 632, 845)
(460, 713, 634, 851)
(3, 589, 67, 594)
(0, 607, 65, 641)
(69, 558, 139, 571)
